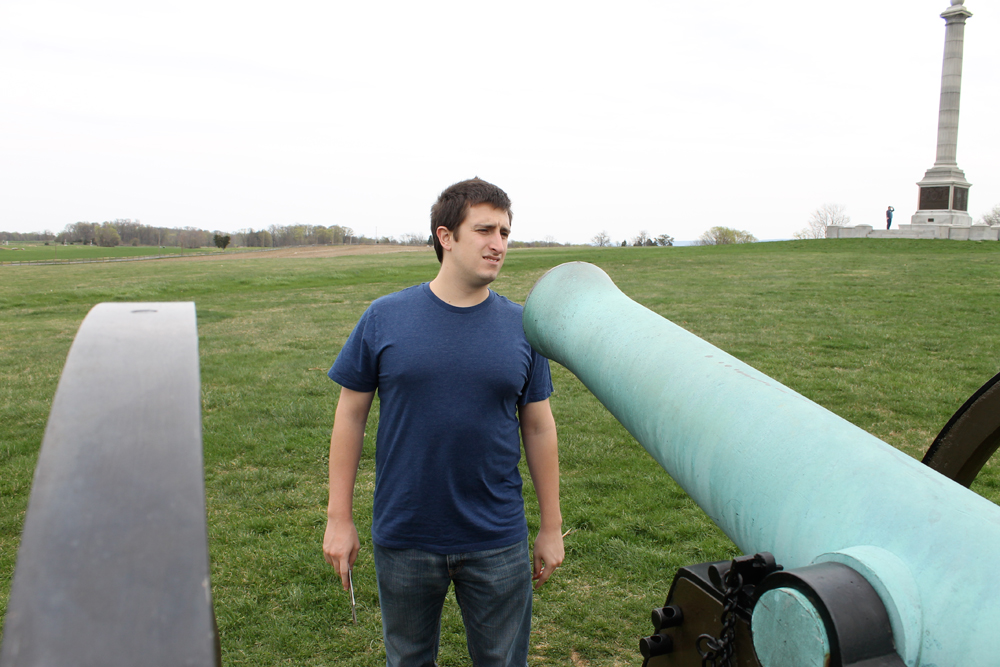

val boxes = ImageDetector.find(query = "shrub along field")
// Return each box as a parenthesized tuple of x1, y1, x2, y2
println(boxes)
(1, 239, 999, 666)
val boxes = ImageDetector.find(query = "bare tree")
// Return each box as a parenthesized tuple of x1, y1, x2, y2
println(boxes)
(399, 233, 427, 245)
(632, 230, 651, 247)
(66, 221, 98, 245)
(976, 204, 1000, 226)
(592, 230, 611, 247)
(796, 203, 849, 239)
(697, 226, 757, 245)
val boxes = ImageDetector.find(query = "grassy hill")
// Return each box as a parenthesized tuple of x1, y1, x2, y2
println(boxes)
(2, 239, 998, 665)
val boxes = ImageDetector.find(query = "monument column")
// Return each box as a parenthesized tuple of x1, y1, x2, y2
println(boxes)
(911, 0, 973, 228)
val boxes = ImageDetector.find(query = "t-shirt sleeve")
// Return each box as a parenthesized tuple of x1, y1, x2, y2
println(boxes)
(328, 308, 379, 392)
(519, 348, 554, 406)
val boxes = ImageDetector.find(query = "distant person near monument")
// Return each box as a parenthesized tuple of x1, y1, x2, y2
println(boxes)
(324, 177, 564, 667)
(886, 205, 895, 230)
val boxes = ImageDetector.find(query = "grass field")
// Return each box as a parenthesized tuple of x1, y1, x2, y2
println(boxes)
(0, 242, 218, 263)
(2, 239, 999, 665)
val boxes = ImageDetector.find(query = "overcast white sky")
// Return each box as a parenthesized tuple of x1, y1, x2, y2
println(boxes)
(1, 1, 997, 244)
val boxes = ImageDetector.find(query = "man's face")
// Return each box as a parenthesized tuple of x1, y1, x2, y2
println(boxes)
(441, 203, 510, 287)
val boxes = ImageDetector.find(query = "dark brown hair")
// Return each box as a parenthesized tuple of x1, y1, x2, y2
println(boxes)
(430, 178, 512, 262)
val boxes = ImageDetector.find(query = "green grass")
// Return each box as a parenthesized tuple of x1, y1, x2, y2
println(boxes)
(2, 239, 1000, 666)
(0, 243, 222, 263)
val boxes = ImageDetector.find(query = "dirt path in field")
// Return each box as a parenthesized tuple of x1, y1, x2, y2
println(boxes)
(184, 244, 434, 261)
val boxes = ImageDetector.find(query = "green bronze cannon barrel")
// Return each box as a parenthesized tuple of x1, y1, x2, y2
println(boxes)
(523, 262, 1000, 667)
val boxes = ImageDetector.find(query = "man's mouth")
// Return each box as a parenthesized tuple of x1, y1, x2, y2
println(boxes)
(484, 255, 501, 264)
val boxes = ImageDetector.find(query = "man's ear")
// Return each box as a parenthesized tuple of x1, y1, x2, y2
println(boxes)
(435, 226, 453, 253)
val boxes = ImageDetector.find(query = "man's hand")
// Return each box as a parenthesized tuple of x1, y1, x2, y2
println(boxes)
(323, 517, 360, 591)
(531, 525, 565, 588)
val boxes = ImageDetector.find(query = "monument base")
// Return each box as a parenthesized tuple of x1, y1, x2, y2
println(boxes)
(913, 164, 972, 224)
(910, 210, 973, 226)
(826, 224, 998, 241)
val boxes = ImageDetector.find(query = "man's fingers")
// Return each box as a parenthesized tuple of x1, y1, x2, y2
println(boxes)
(326, 543, 354, 590)
(532, 552, 545, 579)
(531, 531, 565, 589)
(338, 557, 352, 591)
(339, 545, 360, 591)
(532, 563, 556, 588)
(531, 555, 559, 589)
(323, 519, 360, 591)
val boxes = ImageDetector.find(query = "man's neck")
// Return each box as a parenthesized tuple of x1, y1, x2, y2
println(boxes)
(428, 268, 491, 307)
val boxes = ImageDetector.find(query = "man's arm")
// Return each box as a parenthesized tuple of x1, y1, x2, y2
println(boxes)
(323, 387, 375, 591)
(520, 398, 564, 588)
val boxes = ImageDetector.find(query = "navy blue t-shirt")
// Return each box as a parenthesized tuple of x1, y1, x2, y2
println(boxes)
(328, 283, 553, 554)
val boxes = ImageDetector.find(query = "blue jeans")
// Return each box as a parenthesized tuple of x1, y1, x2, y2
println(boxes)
(372, 539, 532, 667)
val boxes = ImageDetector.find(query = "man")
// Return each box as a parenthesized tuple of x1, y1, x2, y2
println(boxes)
(886, 205, 895, 230)
(323, 178, 564, 667)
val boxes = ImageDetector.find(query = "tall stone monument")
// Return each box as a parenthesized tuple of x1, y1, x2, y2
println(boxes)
(827, 0, 996, 240)
(911, 0, 973, 227)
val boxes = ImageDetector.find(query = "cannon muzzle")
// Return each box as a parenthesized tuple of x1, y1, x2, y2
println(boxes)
(524, 261, 1000, 666)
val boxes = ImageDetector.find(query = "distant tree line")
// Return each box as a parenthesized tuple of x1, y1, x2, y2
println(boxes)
(3, 221, 437, 249)
(0, 231, 55, 243)
(592, 230, 673, 247)
(51, 220, 215, 248)
(508, 238, 568, 248)
(234, 225, 431, 248)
